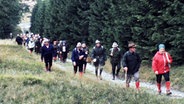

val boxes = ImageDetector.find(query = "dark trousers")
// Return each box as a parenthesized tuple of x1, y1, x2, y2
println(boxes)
(74, 64, 83, 74)
(44, 57, 52, 71)
(156, 72, 170, 83)
(111, 62, 121, 78)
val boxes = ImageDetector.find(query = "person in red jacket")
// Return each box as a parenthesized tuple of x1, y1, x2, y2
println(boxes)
(152, 44, 173, 95)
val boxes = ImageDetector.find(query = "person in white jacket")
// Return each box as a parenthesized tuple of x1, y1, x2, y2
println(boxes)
(28, 38, 35, 54)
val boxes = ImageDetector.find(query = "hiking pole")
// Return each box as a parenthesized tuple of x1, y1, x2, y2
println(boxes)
(124, 67, 128, 87)
(125, 69, 127, 82)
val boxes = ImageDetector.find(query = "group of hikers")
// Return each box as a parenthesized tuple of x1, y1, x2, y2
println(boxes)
(15, 33, 173, 95)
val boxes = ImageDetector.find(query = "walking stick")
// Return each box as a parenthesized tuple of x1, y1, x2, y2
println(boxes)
(124, 67, 128, 87)
(125, 69, 127, 82)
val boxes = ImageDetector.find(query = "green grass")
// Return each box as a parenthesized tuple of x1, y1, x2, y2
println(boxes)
(0, 44, 184, 104)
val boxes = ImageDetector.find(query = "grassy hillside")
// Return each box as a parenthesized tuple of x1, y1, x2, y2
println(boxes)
(0, 42, 183, 104)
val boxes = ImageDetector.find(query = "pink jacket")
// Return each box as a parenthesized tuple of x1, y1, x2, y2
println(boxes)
(152, 52, 173, 74)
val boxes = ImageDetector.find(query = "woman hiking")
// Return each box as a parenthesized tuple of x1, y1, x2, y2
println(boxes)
(152, 44, 173, 95)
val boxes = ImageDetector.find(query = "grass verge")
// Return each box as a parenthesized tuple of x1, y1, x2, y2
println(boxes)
(0, 44, 183, 104)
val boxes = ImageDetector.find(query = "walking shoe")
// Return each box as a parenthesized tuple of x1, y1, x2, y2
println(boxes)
(158, 91, 161, 95)
(126, 83, 130, 88)
(166, 91, 172, 96)
(99, 76, 102, 80)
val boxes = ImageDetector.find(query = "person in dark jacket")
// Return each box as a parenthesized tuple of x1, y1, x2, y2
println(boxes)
(41, 39, 54, 72)
(58, 40, 69, 63)
(109, 42, 121, 80)
(91, 40, 107, 80)
(81, 43, 89, 73)
(15, 34, 23, 45)
(52, 40, 58, 62)
(35, 38, 42, 54)
(122, 42, 141, 90)
(71, 42, 86, 78)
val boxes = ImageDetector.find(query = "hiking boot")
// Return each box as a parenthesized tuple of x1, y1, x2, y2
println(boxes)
(158, 91, 161, 95)
(99, 76, 102, 80)
(166, 91, 172, 96)
(126, 83, 130, 88)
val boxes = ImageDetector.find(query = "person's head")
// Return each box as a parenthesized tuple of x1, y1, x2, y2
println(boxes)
(76, 42, 82, 49)
(128, 42, 136, 52)
(44, 39, 49, 46)
(53, 41, 57, 45)
(82, 43, 86, 48)
(112, 42, 118, 48)
(95, 40, 101, 47)
(62, 40, 66, 45)
(158, 44, 165, 54)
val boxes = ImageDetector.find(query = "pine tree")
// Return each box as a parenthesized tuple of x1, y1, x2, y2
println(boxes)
(0, 0, 21, 38)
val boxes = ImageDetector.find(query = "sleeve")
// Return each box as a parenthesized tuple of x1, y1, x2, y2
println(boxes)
(109, 48, 113, 57)
(91, 48, 95, 59)
(122, 52, 128, 68)
(71, 49, 75, 62)
(41, 47, 44, 60)
(103, 48, 107, 61)
(166, 52, 173, 64)
(84, 51, 87, 59)
(135, 53, 142, 71)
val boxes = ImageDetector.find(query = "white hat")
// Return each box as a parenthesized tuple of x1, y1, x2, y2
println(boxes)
(95, 40, 100, 44)
(112, 42, 118, 48)
(76, 42, 82, 47)
(44, 39, 49, 43)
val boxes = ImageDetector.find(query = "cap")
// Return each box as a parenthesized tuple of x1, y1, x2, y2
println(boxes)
(76, 42, 82, 47)
(158, 44, 165, 50)
(95, 40, 100, 44)
(112, 42, 118, 48)
(128, 42, 136, 48)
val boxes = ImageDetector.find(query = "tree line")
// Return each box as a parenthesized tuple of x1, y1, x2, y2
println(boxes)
(30, 0, 184, 65)
(0, 0, 30, 39)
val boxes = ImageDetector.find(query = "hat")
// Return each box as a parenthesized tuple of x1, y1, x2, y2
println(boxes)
(112, 42, 118, 48)
(95, 40, 100, 44)
(158, 44, 165, 50)
(128, 42, 136, 48)
(76, 42, 82, 47)
(43, 39, 49, 43)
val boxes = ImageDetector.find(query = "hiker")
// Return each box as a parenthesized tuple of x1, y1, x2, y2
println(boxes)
(109, 42, 121, 80)
(53, 40, 58, 62)
(35, 38, 42, 54)
(122, 41, 141, 90)
(81, 43, 89, 73)
(28, 38, 35, 54)
(10, 33, 13, 40)
(41, 39, 54, 72)
(15, 34, 23, 45)
(71, 42, 86, 78)
(91, 40, 107, 80)
(58, 40, 69, 63)
(152, 44, 173, 95)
